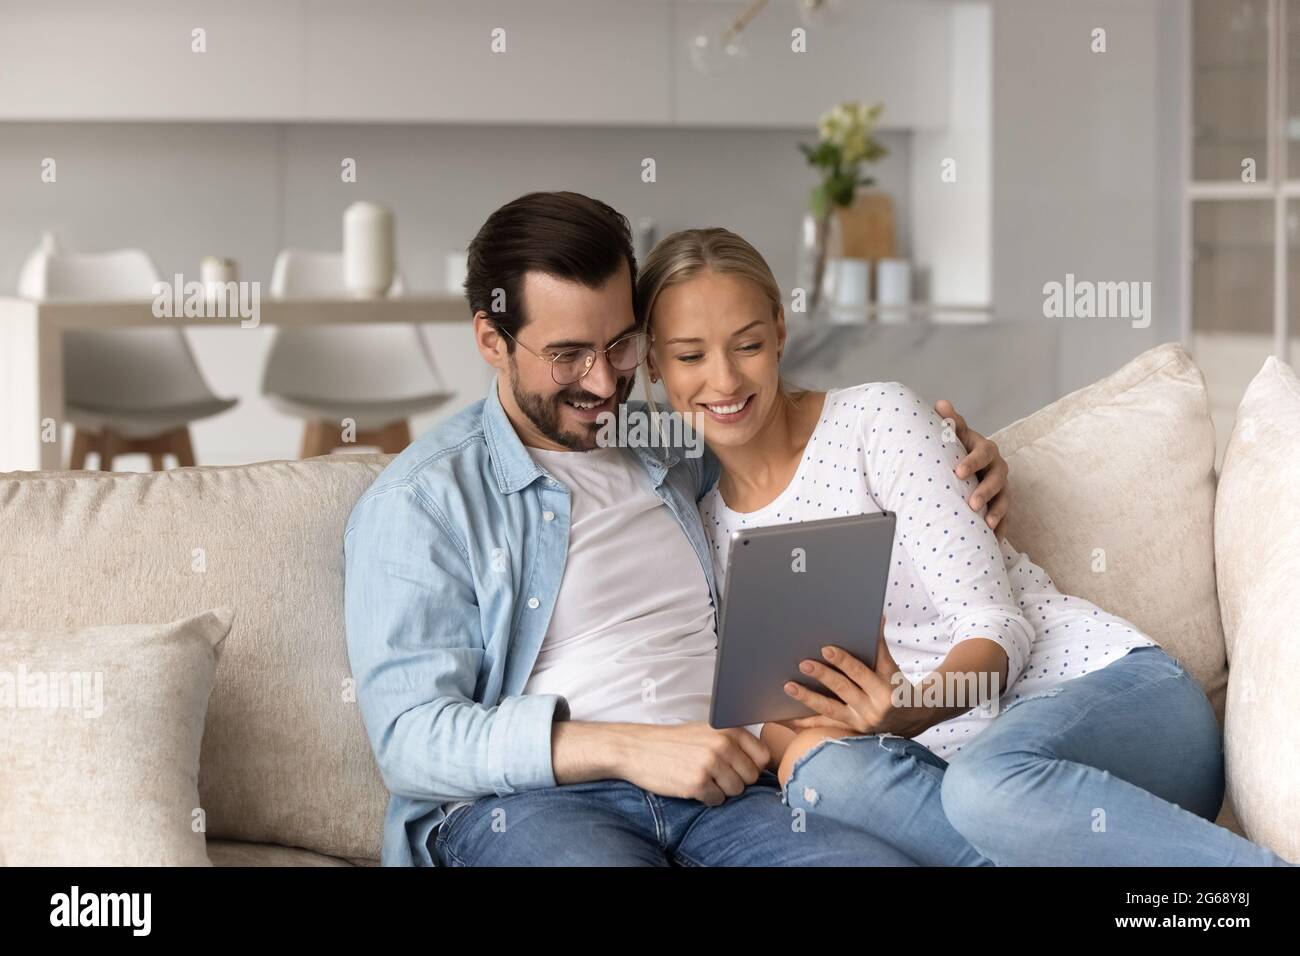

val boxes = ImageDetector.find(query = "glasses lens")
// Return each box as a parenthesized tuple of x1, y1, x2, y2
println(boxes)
(552, 349, 595, 385)
(608, 333, 649, 371)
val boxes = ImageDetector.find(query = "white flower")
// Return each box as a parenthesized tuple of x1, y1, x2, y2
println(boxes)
(817, 101, 884, 163)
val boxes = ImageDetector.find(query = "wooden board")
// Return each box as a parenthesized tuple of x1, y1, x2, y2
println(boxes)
(838, 191, 896, 262)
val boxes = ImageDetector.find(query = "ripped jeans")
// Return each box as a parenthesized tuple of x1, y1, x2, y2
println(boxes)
(782, 646, 1295, 866)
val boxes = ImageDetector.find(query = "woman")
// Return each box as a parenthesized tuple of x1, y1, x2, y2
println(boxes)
(635, 226, 1293, 866)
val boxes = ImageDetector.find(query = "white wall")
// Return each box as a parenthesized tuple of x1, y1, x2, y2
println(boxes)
(990, 0, 1186, 393)
(910, 1, 992, 306)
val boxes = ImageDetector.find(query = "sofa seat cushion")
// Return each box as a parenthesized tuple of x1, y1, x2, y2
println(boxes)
(206, 839, 366, 867)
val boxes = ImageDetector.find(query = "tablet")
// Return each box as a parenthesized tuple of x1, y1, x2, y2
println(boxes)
(708, 511, 897, 729)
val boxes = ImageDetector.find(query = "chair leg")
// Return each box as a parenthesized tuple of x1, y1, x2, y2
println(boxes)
(170, 427, 196, 467)
(375, 420, 411, 454)
(302, 419, 408, 458)
(98, 429, 123, 472)
(299, 422, 314, 459)
(305, 420, 348, 458)
(352, 423, 404, 453)
(67, 427, 196, 471)
(299, 422, 314, 458)
(68, 429, 93, 470)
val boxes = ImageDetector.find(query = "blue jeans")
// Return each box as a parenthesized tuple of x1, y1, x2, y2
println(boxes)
(783, 646, 1294, 866)
(432, 770, 918, 866)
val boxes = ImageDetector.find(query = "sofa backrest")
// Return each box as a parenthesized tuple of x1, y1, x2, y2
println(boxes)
(0, 343, 1230, 860)
(0, 455, 394, 861)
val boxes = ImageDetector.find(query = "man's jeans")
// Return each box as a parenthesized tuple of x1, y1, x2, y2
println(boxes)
(432, 770, 917, 866)
(782, 646, 1294, 866)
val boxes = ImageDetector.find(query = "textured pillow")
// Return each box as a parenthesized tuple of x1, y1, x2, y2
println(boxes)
(0, 608, 232, 866)
(989, 343, 1227, 717)
(1215, 356, 1300, 862)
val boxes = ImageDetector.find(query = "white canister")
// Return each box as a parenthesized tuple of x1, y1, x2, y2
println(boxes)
(343, 201, 395, 298)
(876, 258, 912, 324)
(827, 257, 870, 324)
(445, 252, 469, 295)
(200, 256, 238, 307)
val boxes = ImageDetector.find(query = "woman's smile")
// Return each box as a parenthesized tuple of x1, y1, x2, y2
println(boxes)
(699, 393, 756, 424)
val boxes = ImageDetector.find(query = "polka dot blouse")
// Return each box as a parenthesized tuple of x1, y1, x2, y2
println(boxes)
(700, 382, 1157, 761)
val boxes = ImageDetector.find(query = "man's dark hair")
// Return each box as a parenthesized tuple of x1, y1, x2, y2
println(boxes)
(463, 191, 637, 352)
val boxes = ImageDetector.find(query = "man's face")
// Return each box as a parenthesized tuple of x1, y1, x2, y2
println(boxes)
(489, 260, 639, 452)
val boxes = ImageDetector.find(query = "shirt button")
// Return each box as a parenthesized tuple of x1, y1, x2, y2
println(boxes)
(543, 510, 555, 522)
(527, 597, 540, 609)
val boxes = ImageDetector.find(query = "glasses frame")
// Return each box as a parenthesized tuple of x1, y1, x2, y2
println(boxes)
(496, 325, 650, 385)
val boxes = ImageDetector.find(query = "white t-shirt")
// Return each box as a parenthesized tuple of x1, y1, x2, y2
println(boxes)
(444, 444, 759, 820)
(519, 445, 722, 725)
(700, 383, 1156, 761)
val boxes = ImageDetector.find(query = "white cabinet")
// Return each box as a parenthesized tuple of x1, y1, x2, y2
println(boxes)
(0, 0, 954, 128)
(0, 0, 305, 120)
(301, 0, 674, 125)
(1186, 0, 1300, 464)
(672, 0, 950, 129)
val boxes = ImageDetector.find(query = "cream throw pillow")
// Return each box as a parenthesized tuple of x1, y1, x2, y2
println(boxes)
(1215, 356, 1300, 863)
(0, 608, 232, 866)
(989, 343, 1227, 716)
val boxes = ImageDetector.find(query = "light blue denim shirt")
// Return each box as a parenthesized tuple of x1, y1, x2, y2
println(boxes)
(343, 381, 721, 866)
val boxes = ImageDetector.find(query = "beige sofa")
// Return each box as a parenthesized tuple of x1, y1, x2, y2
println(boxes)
(1, 342, 1295, 865)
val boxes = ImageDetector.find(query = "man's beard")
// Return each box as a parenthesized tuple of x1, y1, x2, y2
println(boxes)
(509, 358, 635, 451)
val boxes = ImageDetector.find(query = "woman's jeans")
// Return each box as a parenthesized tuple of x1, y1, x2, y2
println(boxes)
(783, 646, 1294, 866)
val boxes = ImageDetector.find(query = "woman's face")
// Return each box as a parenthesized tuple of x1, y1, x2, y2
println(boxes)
(648, 269, 786, 450)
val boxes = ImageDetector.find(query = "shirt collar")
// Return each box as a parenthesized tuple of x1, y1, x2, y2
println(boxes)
(482, 379, 546, 494)
(482, 381, 679, 493)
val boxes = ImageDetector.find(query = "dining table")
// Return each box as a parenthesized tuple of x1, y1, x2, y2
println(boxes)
(0, 295, 468, 472)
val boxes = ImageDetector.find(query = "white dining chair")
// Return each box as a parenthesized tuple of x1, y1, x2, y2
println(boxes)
(263, 249, 455, 457)
(17, 239, 237, 470)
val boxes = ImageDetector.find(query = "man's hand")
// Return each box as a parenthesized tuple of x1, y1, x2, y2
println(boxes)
(934, 398, 1010, 539)
(552, 719, 770, 806)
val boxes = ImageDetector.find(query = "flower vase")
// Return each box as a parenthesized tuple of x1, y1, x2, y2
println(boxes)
(796, 211, 844, 318)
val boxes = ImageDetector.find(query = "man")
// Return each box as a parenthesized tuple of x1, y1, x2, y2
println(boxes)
(343, 191, 1010, 866)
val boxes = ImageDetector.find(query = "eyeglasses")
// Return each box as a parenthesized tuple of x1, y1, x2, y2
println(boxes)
(497, 326, 651, 385)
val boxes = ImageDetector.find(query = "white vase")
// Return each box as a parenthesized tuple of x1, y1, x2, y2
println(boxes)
(795, 212, 843, 317)
(343, 202, 395, 299)
(444, 252, 469, 295)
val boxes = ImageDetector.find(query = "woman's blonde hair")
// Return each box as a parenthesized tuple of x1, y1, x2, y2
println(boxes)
(635, 227, 803, 407)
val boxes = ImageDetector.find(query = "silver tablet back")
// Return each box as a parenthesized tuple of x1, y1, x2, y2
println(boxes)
(709, 511, 897, 729)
